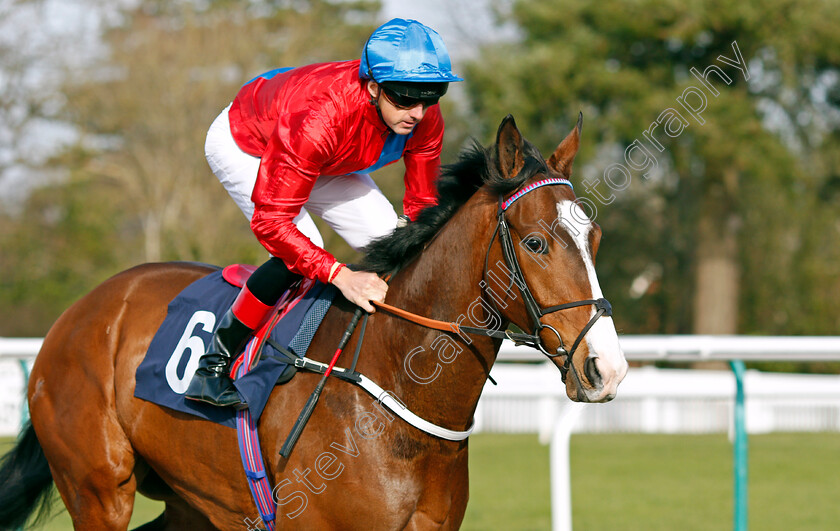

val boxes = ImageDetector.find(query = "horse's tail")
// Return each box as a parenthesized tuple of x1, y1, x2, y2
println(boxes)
(0, 422, 55, 529)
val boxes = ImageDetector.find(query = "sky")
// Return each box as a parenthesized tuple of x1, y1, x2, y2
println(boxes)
(381, 0, 516, 60)
(0, 0, 111, 208)
(0, 0, 513, 208)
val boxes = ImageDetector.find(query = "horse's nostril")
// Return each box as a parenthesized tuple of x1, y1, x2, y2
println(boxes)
(584, 357, 602, 386)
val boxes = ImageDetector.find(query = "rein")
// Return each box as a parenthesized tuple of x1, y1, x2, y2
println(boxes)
(373, 176, 614, 383)
(277, 176, 614, 462)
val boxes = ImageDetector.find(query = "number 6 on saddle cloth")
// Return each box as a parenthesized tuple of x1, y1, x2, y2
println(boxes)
(134, 264, 337, 428)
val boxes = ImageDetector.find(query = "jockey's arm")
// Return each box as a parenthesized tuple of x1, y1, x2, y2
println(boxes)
(401, 105, 444, 220)
(250, 119, 389, 312)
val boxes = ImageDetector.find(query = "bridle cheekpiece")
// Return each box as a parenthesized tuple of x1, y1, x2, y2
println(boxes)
(480, 175, 614, 383)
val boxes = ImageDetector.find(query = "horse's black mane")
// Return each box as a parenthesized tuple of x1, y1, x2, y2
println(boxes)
(362, 138, 547, 274)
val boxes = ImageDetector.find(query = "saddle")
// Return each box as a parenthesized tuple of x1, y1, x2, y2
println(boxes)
(134, 265, 337, 427)
(134, 264, 473, 531)
(222, 264, 311, 379)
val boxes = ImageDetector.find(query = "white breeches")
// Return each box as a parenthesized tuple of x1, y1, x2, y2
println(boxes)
(204, 104, 399, 252)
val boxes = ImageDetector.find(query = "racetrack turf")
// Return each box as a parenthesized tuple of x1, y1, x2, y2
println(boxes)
(3, 432, 839, 530)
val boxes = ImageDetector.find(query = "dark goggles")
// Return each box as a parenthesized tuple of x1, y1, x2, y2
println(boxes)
(377, 81, 448, 109)
(380, 87, 440, 109)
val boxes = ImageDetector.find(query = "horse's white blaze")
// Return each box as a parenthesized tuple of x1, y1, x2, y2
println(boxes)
(556, 200, 628, 401)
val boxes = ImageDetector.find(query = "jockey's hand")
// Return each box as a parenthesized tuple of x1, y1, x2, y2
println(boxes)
(331, 268, 388, 313)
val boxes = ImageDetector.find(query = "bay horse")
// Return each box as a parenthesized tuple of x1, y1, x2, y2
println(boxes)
(0, 115, 627, 530)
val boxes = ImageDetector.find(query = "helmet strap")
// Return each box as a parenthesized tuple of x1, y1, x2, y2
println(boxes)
(363, 38, 390, 130)
(368, 83, 388, 130)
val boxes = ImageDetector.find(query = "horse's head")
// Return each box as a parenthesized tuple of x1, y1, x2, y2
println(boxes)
(486, 114, 628, 402)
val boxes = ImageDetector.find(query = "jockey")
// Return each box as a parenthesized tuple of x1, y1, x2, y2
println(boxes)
(185, 18, 462, 407)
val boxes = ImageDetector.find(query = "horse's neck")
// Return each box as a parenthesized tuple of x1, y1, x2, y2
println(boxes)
(369, 193, 501, 430)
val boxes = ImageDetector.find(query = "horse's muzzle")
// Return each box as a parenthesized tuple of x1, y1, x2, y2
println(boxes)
(567, 350, 628, 403)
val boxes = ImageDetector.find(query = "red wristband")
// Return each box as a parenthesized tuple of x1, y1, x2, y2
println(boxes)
(328, 263, 346, 284)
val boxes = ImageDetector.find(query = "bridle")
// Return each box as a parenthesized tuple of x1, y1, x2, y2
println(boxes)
(276, 172, 616, 466)
(475, 175, 614, 383)
(373, 171, 614, 384)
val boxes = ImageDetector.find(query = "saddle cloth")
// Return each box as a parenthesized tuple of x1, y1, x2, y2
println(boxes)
(134, 266, 337, 428)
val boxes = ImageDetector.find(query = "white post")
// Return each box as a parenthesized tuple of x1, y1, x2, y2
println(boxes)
(538, 395, 558, 444)
(550, 401, 587, 531)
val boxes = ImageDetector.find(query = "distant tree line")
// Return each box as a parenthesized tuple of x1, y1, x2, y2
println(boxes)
(1, 1, 838, 375)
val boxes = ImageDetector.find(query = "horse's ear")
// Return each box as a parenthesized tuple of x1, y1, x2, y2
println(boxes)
(548, 112, 583, 177)
(495, 114, 526, 179)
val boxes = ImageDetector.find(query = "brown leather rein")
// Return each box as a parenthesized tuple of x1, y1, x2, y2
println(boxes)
(370, 174, 614, 384)
(372, 300, 457, 334)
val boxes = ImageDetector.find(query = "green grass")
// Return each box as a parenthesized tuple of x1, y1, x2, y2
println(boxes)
(0, 437, 163, 530)
(464, 433, 840, 531)
(4, 433, 840, 530)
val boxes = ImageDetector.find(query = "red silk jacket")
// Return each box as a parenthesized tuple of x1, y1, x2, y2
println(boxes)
(227, 60, 443, 283)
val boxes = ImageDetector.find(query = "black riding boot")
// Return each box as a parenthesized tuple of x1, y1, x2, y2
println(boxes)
(184, 310, 251, 407)
(184, 257, 301, 407)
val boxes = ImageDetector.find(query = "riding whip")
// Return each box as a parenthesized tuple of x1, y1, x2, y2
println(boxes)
(279, 306, 364, 458)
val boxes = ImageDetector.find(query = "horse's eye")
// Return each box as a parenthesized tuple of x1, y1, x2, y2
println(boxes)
(524, 237, 546, 254)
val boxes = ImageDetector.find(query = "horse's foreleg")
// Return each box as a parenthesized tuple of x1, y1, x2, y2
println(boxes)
(403, 450, 470, 531)
(131, 498, 217, 531)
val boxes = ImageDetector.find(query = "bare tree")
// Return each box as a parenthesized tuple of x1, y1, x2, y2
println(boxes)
(0, 0, 109, 208)
(59, 0, 380, 264)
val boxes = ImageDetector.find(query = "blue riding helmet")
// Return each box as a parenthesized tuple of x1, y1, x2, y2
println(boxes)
(360, 18, 462, 100)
